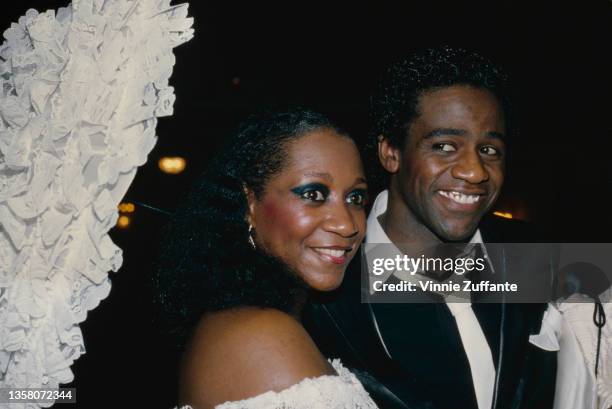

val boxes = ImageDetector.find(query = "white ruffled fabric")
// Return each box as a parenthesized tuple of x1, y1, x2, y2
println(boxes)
(530, 294, 612, 409)
(0, 1, 193, 407)
(558, 292, 612, 409)
(177, 359, 379, 409)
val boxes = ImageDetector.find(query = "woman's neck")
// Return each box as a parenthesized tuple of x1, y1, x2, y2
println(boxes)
(289, 288, 309, 319)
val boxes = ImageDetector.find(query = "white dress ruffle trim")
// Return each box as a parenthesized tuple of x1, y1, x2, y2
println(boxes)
(177, 359, 379, 409)
(0, 1, 193, 407)
(557, 292, 612, 409)
(532, 293, 612, 409)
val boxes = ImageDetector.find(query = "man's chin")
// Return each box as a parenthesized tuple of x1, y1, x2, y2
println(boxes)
(434, 222, 480, 243)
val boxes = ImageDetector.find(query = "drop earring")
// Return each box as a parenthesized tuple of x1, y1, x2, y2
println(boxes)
(248, 224, 256, 249)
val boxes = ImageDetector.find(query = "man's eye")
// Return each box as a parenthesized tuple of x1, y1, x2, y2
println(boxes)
(480, 145, 501, 156)
(301, 190, 326, 202)
(433, 143, 456, 152)
(346, 190, 367, 206)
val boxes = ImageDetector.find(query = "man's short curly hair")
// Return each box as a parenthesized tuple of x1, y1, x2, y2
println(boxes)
(152, 108, 348, 345)
(368, 46, 512, 187)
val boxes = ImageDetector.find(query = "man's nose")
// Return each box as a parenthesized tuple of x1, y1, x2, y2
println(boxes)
(323, 202, 360, 238)
(451, 150, 489, 184)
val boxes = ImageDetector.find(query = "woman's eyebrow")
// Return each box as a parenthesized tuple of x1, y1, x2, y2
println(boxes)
(301, 174, 367, 185)
(303, 171, 333, 181)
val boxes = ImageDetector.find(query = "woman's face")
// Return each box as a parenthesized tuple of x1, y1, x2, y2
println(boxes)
(248, 128, 367, 292)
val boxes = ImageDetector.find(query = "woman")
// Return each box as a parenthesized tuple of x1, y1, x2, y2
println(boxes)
(155, 108, 378, 408)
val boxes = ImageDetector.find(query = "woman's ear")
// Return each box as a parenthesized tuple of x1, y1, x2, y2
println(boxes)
(378, 135, 401, 174)
(244, 185, 257, 228)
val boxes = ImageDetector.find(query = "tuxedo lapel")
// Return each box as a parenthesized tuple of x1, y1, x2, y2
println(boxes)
(372, 301, 479, 409)
(470, 241, 539, 409)
(494, 304, 535, 409)
(472, 303, 502, 368)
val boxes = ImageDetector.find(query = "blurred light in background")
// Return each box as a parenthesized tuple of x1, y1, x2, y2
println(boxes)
(116, 215, 131, 229)
(118, 202, 135, 213)
(493, 211, 513, 219)
(158, 156, 186, 174)
(231, 77, 241, 86)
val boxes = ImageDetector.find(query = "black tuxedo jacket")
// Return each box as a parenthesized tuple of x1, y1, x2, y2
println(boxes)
(303, 215, 557, 409)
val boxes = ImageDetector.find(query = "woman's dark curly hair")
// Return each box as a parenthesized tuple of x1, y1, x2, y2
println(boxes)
(368, 46, 514, 189)
(153, 108, 348, 345)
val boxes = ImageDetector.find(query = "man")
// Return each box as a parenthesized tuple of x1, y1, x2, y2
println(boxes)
(303, 47, 557, 409)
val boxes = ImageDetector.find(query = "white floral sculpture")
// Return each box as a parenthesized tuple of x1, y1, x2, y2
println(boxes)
(0, 0, 193, 407)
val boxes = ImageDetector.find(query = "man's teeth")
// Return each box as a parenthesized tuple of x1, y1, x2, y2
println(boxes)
(439, 191, 480, 204)
(315, 248, 346, 257)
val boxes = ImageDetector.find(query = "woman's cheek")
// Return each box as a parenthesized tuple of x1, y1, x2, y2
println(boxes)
(261, 200, 304, 239)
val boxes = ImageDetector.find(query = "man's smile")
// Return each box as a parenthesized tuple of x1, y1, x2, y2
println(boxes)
(436, 189, 487, 213)
(437, 190, 482, 205)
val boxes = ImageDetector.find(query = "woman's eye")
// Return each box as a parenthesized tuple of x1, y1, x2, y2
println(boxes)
(480, 145, 501, 156)
(346, 190, 367, 206)
(433, 143, 456, 152)
(301, 189, 326, 202)
(291, 184, 329, 202)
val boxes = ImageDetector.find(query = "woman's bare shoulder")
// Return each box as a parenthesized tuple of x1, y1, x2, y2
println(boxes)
(178, 307, 333, 409)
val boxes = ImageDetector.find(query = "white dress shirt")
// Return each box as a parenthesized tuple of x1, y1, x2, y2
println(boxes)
(365, 190, 495, 409)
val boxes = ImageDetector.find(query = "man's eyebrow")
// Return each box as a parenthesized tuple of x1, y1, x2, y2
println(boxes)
(423, 128, 505, 140)
(423, 128, 467, 138)
(486, 131, 505, 140)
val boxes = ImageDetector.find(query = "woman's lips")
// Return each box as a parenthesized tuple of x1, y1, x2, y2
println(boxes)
(310, 247, 351, 265)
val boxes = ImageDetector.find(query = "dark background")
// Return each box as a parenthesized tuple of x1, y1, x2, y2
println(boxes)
(3, 0, 611, 407)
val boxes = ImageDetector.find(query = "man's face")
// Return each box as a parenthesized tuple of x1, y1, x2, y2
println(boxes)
(386, 85, 506, 242)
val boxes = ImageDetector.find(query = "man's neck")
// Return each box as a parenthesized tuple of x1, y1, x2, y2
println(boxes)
(382, 189, 442, 246)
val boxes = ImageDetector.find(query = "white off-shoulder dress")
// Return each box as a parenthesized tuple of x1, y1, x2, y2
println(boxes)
(177, 359, 378, 409)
